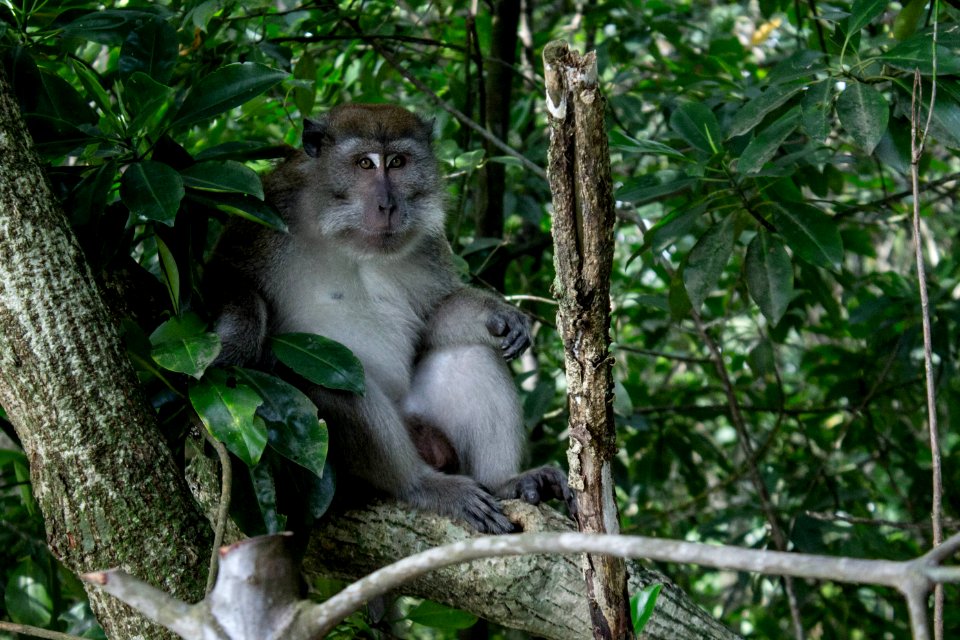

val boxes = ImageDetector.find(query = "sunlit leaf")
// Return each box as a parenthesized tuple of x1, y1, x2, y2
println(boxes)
(406, 600, 478, 630)
(670, 102, 723, 154)
(631, 583, 663, 634)
(232, 368, 328, 478)
(191, 369, 266, 466)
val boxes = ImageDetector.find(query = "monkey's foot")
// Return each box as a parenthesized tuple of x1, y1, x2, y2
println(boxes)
(498, 466, 579, 519)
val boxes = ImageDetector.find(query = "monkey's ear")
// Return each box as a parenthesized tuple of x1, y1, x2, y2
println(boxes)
(302, 118, 327, 158)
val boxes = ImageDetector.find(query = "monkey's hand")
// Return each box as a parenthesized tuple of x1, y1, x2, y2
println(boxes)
(497, 466, 578, 520)
(414, 473, 516, 534)
(485, 306, 532, 361)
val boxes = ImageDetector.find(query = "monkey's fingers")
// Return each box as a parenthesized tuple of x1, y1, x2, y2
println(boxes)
(460, 489, 515, 534)
(508, 466, 579, 520)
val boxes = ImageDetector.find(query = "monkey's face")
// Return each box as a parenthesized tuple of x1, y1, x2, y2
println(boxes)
(302, 105, 445, 256)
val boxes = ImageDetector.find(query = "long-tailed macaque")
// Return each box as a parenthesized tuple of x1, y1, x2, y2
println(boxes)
(206, 103, 574, 534)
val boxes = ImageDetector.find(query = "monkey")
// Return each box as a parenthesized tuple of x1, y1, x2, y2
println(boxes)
(206, 103, 575, 534)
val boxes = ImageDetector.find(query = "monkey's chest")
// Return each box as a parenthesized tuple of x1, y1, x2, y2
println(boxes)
(269, 267, 423, 400)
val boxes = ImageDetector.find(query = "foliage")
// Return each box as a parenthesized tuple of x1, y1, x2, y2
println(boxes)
(0, 0, 958, 638)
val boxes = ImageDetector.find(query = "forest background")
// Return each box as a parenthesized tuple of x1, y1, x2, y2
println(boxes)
(0, 0, 958, 638)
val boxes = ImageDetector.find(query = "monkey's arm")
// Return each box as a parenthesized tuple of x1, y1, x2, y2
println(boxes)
(424, 288, 532, 360)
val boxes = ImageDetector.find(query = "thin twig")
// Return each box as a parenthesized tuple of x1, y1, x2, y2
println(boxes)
(202, 428, 233, 595)
(689, 307, 805, 640)
(0, 622, 86, 640)
(911, 59, 943, 639)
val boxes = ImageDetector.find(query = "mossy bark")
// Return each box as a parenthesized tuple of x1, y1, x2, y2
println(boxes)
(0, 69, 210, 639)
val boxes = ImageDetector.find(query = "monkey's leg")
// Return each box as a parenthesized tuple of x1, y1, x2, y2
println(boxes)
(311, 382, 515, 534)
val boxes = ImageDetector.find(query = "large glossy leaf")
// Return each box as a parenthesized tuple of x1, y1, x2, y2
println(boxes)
(119, 17, 178, 83)
(670, 102, 722, 154)
(745, 229, 794, 325)
(232, 368, 328, 478)
(150, 314, 221, 379)
(682, 213, 737, 310)
(631, 583, 663, 634)
(406, 601, 478, 630)
(181, 161, 264, 199)
(293, 51, 318, 116)
(771, 202, 843, 272)
(738, 107, 801, 174)
(801, 80, 833, 142)
(171, 62, 288, 129)
(186, 191, 287, 231)
(727, 82, 805, 138)
(190, 369, 266, 467)
(270, 333, 365, 395)
(642, 204, 705, 253)
(121, 160, 184, 226)
(836, 80, 889, 154)
(4, 559, 53, 627)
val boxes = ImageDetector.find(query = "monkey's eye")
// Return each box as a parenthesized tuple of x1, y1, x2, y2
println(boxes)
(387, 155, 406, 169)
(357, 157, 375, 170)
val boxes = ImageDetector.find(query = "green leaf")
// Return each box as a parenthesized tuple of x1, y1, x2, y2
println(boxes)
(195, 141, 287, 162)
(154, 235, 181, 315)
(745, 230, 794, 325)
(150, 314, 221, 378)
(406, 600, 478, 630)
(879, 39, 960, 76)
(249, 462, 285, 534)
(737, 107, 801, 174)
(642, 204, 705, 253)
(293, 52, 317, 116)
(121, 160, 184, 226)
(232, 368, 328, 478)
(609, 130, 687, 159)
(71, 62, 121, 134)
(631, 583, 663, 634)
(62, 9, 161, 45)
(171, 62, 288, 129)
(186, 191, 287, 231)
(771, 202, 843, 272)
(69, 162, 116, 227)
(181, 161, 264, 199)
(670, 102, 723, 154)
(846, 0, 887, 37)
(270, 333, 365, 395)
(190, 369, 267, 466)
(4, 558, 53, 627)
(836, 80, 889, 154)
(119, 17, 178, 83)
(893, 0, 926, 40)
(727, 82, 806, 138)
(616, 175, 698, 206)
(124, 72, 176, 136)
(801, 80, 833, 143)
(682, 214, 737, 310)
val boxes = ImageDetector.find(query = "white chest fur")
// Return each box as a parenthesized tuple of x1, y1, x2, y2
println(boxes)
(266, 239, 424, 401)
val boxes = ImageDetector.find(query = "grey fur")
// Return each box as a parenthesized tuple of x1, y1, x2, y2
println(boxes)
(207, 104, 573, 533)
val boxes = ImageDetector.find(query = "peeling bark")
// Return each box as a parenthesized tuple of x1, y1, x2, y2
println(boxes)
(543, 41, 630, 638)
(0, 69, 210, 639)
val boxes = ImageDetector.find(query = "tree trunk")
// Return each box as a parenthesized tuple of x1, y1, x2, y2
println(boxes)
(0, 69, 211, 639)
(476, 0, 521, 291)
(303, 501, 741, 640)
(543, 41, 631, 639)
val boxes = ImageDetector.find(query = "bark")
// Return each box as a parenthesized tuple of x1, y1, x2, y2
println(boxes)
(543, 42, 630, 638)
(304, 501, 740, 640)
(0, 70, 211, 638)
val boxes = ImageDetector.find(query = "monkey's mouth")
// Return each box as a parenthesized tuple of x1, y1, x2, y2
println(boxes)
(353, 228, 411, 253)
